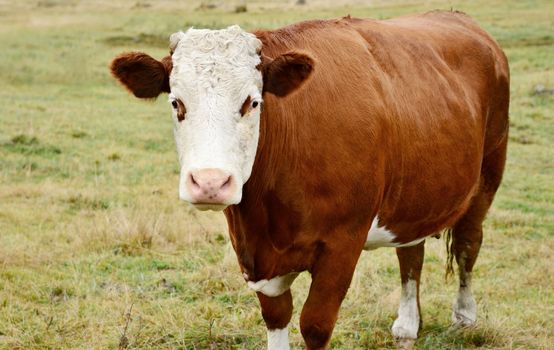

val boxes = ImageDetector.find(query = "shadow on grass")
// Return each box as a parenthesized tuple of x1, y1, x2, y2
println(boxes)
(417, 321, 506, 349)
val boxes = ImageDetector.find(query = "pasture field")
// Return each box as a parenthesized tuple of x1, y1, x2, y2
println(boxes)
(0, 0, 553, 349)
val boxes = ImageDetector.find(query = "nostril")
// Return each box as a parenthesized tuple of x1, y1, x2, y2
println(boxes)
(221, 176, 232, 190)
(189, 173, 199, 188)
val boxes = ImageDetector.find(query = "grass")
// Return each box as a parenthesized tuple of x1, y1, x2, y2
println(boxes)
(0, 0, 553, 349)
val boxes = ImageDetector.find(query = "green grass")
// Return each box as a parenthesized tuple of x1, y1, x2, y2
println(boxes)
(0, 0, 553, 349)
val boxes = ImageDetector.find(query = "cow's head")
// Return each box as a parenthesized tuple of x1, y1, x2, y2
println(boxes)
(111, 26, 313, 210)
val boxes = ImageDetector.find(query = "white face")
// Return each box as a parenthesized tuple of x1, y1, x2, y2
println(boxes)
(168, 26, 263, 211)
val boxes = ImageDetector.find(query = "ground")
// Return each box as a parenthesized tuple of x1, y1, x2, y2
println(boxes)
(0, 0, 553, 349)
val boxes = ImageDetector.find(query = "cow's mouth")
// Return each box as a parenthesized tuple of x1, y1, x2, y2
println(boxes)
(191, 203, 229, 211)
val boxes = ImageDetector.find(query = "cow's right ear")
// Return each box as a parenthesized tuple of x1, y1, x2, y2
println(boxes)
(110, 52, 172, 99)
(261, 51, 314, 97)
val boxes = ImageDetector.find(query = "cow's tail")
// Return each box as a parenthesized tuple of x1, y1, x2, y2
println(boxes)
(444, 228, 455, 280)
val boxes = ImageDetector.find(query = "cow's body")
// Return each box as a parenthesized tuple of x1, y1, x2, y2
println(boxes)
(111, 10, 509, 350)
(229, 11, 507, 273)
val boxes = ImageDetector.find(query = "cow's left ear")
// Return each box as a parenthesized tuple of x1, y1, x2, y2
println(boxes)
(110, 52, 172, 99)
(261, 51, 314, 97)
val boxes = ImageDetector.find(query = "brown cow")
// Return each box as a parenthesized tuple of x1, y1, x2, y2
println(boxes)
(110, 10, 509, 350)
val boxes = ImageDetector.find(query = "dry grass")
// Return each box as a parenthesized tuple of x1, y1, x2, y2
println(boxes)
(0, 0, 553, 349)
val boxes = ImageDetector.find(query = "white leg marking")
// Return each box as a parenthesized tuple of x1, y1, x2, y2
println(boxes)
(364, 216, 427, 250)
(392, 279, 420, 340)
(267, 324, 290, 350)
(247, 273, 299, 297)
(452, 273, 477, 326)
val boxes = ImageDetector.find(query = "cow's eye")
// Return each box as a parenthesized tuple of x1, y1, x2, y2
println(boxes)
(252, 99, 263, 111)
(240, 97, 262, 117)
(171, 99, 186, 122)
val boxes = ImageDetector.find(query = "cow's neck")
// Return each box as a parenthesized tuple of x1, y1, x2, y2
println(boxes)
(223, 93, 301, 280)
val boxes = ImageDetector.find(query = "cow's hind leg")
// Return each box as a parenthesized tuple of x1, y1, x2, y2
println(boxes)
(392, 241, 425, 349)
(450, 139, 507, 326)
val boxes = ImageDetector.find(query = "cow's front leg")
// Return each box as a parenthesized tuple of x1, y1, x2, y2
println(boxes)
(392, 242, 425, 350)
(300, 247, 362, 349)
(257, 290, 294, 350)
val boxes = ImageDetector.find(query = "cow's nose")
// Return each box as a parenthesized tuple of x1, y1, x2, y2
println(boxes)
(186, 169, 235, 204)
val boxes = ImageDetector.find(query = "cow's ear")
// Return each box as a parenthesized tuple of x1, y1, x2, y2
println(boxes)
(110, 52, 172, 98)
(262, 51, 314, 97)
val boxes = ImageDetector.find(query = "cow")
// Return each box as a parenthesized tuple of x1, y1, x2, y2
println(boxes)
(110, 10, 509, 350)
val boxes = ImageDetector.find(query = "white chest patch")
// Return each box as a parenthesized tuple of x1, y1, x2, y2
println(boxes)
(247, 273, 299, 297)
(364, 216, 427, 250)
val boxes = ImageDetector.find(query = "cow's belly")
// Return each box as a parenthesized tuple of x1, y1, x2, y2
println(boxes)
(376, 172, 479, 244)
(363, 216, 429, 250)
(376, 132, 483, 242)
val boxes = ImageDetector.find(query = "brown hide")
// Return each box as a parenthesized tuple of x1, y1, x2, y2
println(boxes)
(225, 11, 509, 284)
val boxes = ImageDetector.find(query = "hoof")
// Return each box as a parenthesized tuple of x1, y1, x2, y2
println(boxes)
(451, 300, 477, 327)
(452, 311, 477, 328)
(391, 316, 419, 340)
(395, 337, 416, 350)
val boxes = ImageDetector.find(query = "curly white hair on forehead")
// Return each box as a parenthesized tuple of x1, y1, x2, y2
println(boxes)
(170, 25, 262, 56)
